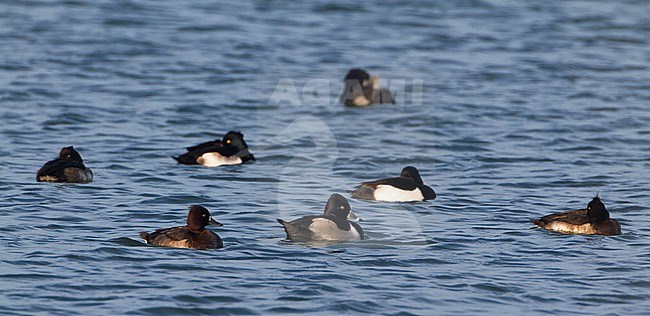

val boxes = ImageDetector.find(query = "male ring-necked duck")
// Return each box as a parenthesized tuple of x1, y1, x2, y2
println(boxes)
(140, 205, 224, 249)
(36, 146, 93, 183)
(339, 68, 395, 106)
(277, 193, 364, 242)
(172, 131, 255, 167)
(531, 196, 622, 236)
(351, 166, 436, 202)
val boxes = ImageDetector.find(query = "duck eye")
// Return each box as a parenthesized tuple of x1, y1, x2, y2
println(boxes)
(66, 154, 71, 158)
(340, 206, 344, 209)
(226, 139, 231, 144)
(362, 81, 368, 87)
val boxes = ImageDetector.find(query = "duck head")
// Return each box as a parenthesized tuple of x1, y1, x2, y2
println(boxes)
(223, 131, 250, 151)
(324, 193, 360, 221)
(59, 146, 84, 163)
(586, 195, 610, 223)
(187, 205, 222, 232)
(400, 166, 424, 185)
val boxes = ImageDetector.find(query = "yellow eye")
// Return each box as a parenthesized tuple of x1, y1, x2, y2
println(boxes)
(66, 154, 71, 158)
(226, 139, 231, 144)
(340, 206, 344, 209)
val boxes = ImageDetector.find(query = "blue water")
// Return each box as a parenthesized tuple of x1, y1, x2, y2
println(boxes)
(1, 0, 650, 314)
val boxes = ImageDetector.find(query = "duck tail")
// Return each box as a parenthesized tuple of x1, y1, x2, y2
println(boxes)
(171, 155, 180, 162)
(276, 219, 294, 240)
(139, 231, 149, 242)
(530, 219, 541, 226)
(350, 184, 374, 200)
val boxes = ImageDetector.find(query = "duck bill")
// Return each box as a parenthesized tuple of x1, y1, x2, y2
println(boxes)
(209, 217, 223, 227)
(347, 211, 362, 222)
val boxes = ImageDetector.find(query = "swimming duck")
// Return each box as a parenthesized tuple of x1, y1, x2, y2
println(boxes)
(351, 166, 436, 202)
(140, 205, 224, 249)
(531, 196, 622, 236)
(339, 68, 395, 106)
(172, 131, 255, 167)
(277, 193, 364, 242)
(36, 146, 93, 183)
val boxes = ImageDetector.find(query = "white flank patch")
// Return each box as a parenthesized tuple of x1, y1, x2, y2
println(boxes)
(309, 218, 361, 241)
(352, 95, 371, 106)
(546, 222, 595, 235)
(38, 175, 59, 182)
(165, 239, 191, 248)
(373, 185, 424, 202)
(197, 153, 243, 167)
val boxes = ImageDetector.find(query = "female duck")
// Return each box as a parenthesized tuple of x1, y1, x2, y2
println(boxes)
(140, 205, 224, 249)
(351, 166, 436, 202)
(36, 146, 93, 183)
(339, 68, 395, 106)
(277, 193, 364, 242)
(173, 131, 255, 167)
(531, 196, 622, 236)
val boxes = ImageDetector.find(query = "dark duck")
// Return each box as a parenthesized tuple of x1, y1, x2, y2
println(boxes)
(339, 68, 395, 106)
(531, 195, 622, 236)
(140, 205, 224, 249)
(36, 146, 93, 183)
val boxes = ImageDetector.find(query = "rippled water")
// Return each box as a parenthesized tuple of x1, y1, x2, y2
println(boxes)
(2, 0, 650, 314)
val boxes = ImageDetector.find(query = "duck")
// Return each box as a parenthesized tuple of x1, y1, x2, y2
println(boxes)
(172, 131, 255, 167)
(339, 68, 395, 106)
(36, 146, 93, 183)
(140, 205, 224, 249)
(531, 195, 622, 236)
(351, 166, 436, 202)
(277, 193, 364, 242)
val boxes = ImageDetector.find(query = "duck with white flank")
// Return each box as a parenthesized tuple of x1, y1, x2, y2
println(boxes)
(172, 131, 254, 167)
(351, 166, 436, 202)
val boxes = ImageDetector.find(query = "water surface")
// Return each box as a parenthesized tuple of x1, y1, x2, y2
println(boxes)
(1, 0, 650, 314)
